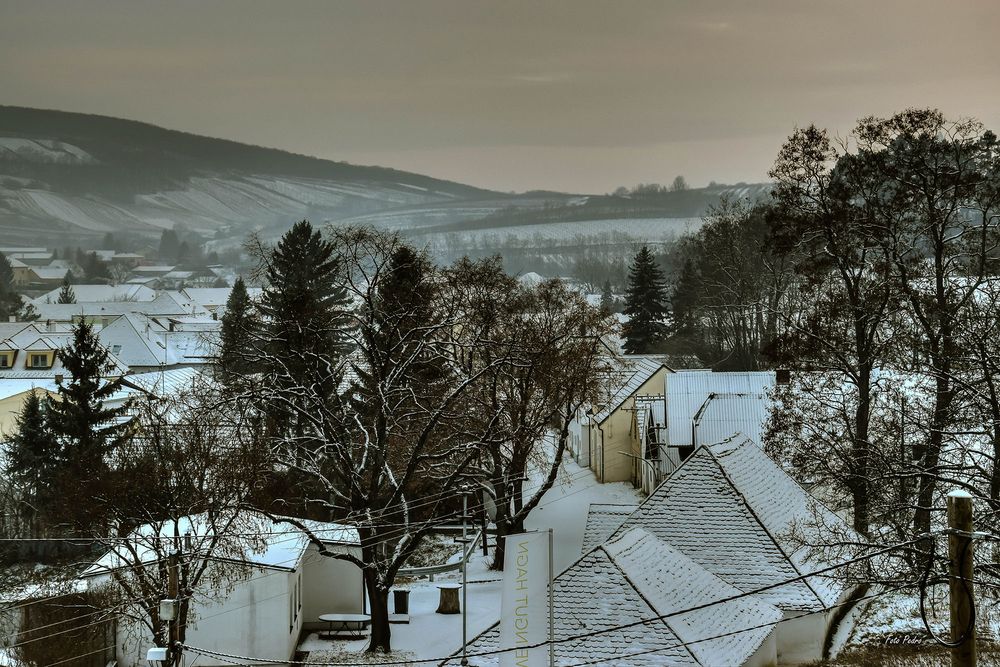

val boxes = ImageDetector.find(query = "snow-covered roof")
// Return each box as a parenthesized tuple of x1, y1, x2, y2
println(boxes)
(692, 392, 772, 448)
(31, 284, 157, 305)
(182, 286, 262, 310)
(118, 367, 206, 399)
(666, 371, 775, 447)
(27, 267, 67, 281)
(591, 356, 668, 425)
(33, 292, 209, 322)
(602, 437, 851, 611)
(80, 513, 359, 579)
(582, 503, 637, 552)
(446, 527, 781, 666)
(517, 271, 545, 287)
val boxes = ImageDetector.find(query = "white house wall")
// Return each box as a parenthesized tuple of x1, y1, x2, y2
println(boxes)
(301, 543, 365, 630)
(110, 567, 301, 667)
(775, 610, 827, 665)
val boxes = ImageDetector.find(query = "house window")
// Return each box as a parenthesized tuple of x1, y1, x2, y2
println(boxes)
(111, 344, 122, 355)
(29, 353, 50, 369)
(0, 354, 11, 368)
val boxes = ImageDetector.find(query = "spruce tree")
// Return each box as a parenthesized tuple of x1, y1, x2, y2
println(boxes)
(622, 245, 669, 354)
(260, 221, 352, 391)
(367, 244, 440, 386)
(57, 280, 76, 304)
(219, 276, 257, 378)
(45, 321, 129, 530)
(3, 391, 59, 534)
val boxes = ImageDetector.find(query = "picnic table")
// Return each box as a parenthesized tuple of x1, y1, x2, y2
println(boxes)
(318, 613, 372, 639)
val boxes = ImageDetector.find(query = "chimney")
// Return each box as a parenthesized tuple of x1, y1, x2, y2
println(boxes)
(7, 315, 14, 323)
(776, 369, 791, 386)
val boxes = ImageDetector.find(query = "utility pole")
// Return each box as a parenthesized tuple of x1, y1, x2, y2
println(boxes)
(459, 485, 471, 666)
(947, 489, 976, 667)
(167, 546, 182, 667)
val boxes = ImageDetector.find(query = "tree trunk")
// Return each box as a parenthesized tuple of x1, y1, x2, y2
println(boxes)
(364, 570, 391, 653)
(851, 366, 872, 537)
(913, 369, 953, 565)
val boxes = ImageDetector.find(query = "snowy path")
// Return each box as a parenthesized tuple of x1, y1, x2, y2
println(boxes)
(300, 454, 642, 661)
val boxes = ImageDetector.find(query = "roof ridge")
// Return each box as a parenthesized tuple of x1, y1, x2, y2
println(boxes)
(599, 537, 703, 666)
(702, 441, 829, 609)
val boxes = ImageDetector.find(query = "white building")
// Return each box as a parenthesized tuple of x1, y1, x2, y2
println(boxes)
(81, 515, 363, 667)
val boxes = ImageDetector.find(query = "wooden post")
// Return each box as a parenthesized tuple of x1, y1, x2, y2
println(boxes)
(168, 548, 180, 667)
(947, 490, 976, 667)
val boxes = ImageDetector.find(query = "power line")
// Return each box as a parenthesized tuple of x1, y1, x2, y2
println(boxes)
(179, 533, 935, 667)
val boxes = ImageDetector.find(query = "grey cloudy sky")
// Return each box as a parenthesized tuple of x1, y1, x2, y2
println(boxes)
(2, 0, 999, 193)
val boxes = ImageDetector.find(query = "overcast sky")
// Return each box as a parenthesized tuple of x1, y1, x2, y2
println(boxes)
(2, 0, 999, 193)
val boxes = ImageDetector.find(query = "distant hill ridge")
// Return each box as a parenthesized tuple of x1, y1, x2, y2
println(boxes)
(0, 106, 498, 244)
(0, 106, 770, 248)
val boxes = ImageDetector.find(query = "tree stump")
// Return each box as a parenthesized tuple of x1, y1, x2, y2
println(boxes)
(436, 584, 462, 614)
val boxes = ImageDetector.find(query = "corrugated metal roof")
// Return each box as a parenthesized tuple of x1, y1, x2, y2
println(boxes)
(666, 371, 775, 446)
(692, 392, 772, 448)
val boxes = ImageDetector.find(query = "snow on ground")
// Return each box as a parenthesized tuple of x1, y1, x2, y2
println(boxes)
(298, 443, 642, 661)
(425, 217, 704, 246)
(828, 587, 1000, 664)
(525, 455, 642, 573)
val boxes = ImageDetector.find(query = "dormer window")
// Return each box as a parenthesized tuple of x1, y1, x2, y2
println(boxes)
(29, 353, 52, 369)
(0, 352, 13, 368)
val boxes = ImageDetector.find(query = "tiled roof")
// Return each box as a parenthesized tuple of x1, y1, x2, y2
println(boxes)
(604, 529, 782, 667)
(444, 528, 780, 666)
(609, 437, 849, 611)
(582, 503, 638, 552)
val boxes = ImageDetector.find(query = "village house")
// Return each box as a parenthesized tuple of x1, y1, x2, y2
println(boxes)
(568, 355, 671, 484)
(446, 527, 783, 667)
(582, 436, 860, 664)
(81, 515, 363, 667)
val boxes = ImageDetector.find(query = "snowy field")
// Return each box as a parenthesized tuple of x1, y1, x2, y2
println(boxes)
(417, 217, 704, 249)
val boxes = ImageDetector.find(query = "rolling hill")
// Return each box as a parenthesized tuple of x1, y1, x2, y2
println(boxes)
(0, 106, 511, 245)
(0, 107, 770, 260)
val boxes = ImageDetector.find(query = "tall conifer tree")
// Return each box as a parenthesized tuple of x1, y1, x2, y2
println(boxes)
(218, 276, 256, 378)
(57, 280, 76, 304)
(3, 391, 59, 534)
(260, 220, 352, 400)
(622, 245, 669, 354)
(45, 321, 129, 530)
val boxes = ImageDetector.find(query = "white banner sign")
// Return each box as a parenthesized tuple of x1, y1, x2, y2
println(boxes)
(499, 530, 551, 667)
